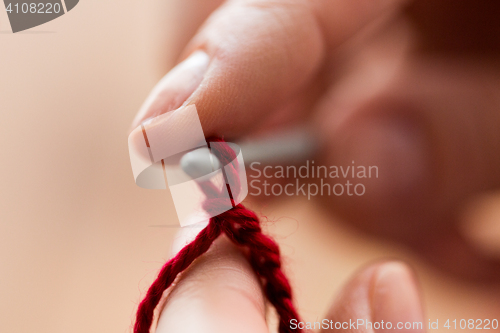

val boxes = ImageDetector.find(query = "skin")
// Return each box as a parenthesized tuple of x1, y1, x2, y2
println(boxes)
(129, 0, 500, 331)
(155, 234, 424, 333)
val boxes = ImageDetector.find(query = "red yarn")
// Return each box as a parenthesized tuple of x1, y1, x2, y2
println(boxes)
(134, 139, 301, 333)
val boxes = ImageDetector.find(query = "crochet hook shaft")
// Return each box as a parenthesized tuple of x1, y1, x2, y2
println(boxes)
(180, 126, 317, 178)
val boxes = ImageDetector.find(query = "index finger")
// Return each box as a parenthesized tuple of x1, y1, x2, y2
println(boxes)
(130, 0, 407, 138)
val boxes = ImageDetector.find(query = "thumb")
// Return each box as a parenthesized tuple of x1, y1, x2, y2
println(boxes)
(321, 261, 425, 333)
(130, 0, 407, 137)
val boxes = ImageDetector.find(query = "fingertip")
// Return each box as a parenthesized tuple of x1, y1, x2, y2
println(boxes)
(371, 262, 424, 333)
(323, 261, 424, 333)
(130, 50, 210, 130)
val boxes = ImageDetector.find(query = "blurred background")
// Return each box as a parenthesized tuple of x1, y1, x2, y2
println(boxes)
(1, 1, 500, 333)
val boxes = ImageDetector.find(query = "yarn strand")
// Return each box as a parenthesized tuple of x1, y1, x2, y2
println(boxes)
(133, 222, 222, 332)
(134, 139, 301, 333)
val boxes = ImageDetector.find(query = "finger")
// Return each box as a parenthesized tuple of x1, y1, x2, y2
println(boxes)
(320, 261, 425, 333)
(314, 20, 500, 280)
(322, 57, 500, 221)
(130, 0, 407, 136)
(155, 234, 269, 333)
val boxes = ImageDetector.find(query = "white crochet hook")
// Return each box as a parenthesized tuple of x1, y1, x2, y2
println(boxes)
(179, 126, 317, 179)
(180, 147, 221, 180)
(150, 126, 317, 227)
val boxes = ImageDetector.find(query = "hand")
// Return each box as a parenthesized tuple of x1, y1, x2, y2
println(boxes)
(154, 229, 424, 333)
(130, 0, 500, 282)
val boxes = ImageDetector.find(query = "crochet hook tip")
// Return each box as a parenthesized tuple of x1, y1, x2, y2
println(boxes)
(180, 147, 221, 180)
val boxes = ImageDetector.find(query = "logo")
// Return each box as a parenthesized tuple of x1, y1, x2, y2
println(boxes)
(3, 0, 78, 33)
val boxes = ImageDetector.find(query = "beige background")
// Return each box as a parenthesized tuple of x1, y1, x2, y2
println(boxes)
(1, 1, 499, 333)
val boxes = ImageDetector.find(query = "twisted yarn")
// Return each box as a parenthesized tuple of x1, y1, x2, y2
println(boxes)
(134, 139, 301, 333)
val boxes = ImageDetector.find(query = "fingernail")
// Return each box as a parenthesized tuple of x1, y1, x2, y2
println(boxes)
(371, 262, 424, 333)
(343, 116, 429, 199)
(131, 50, 210, 129)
